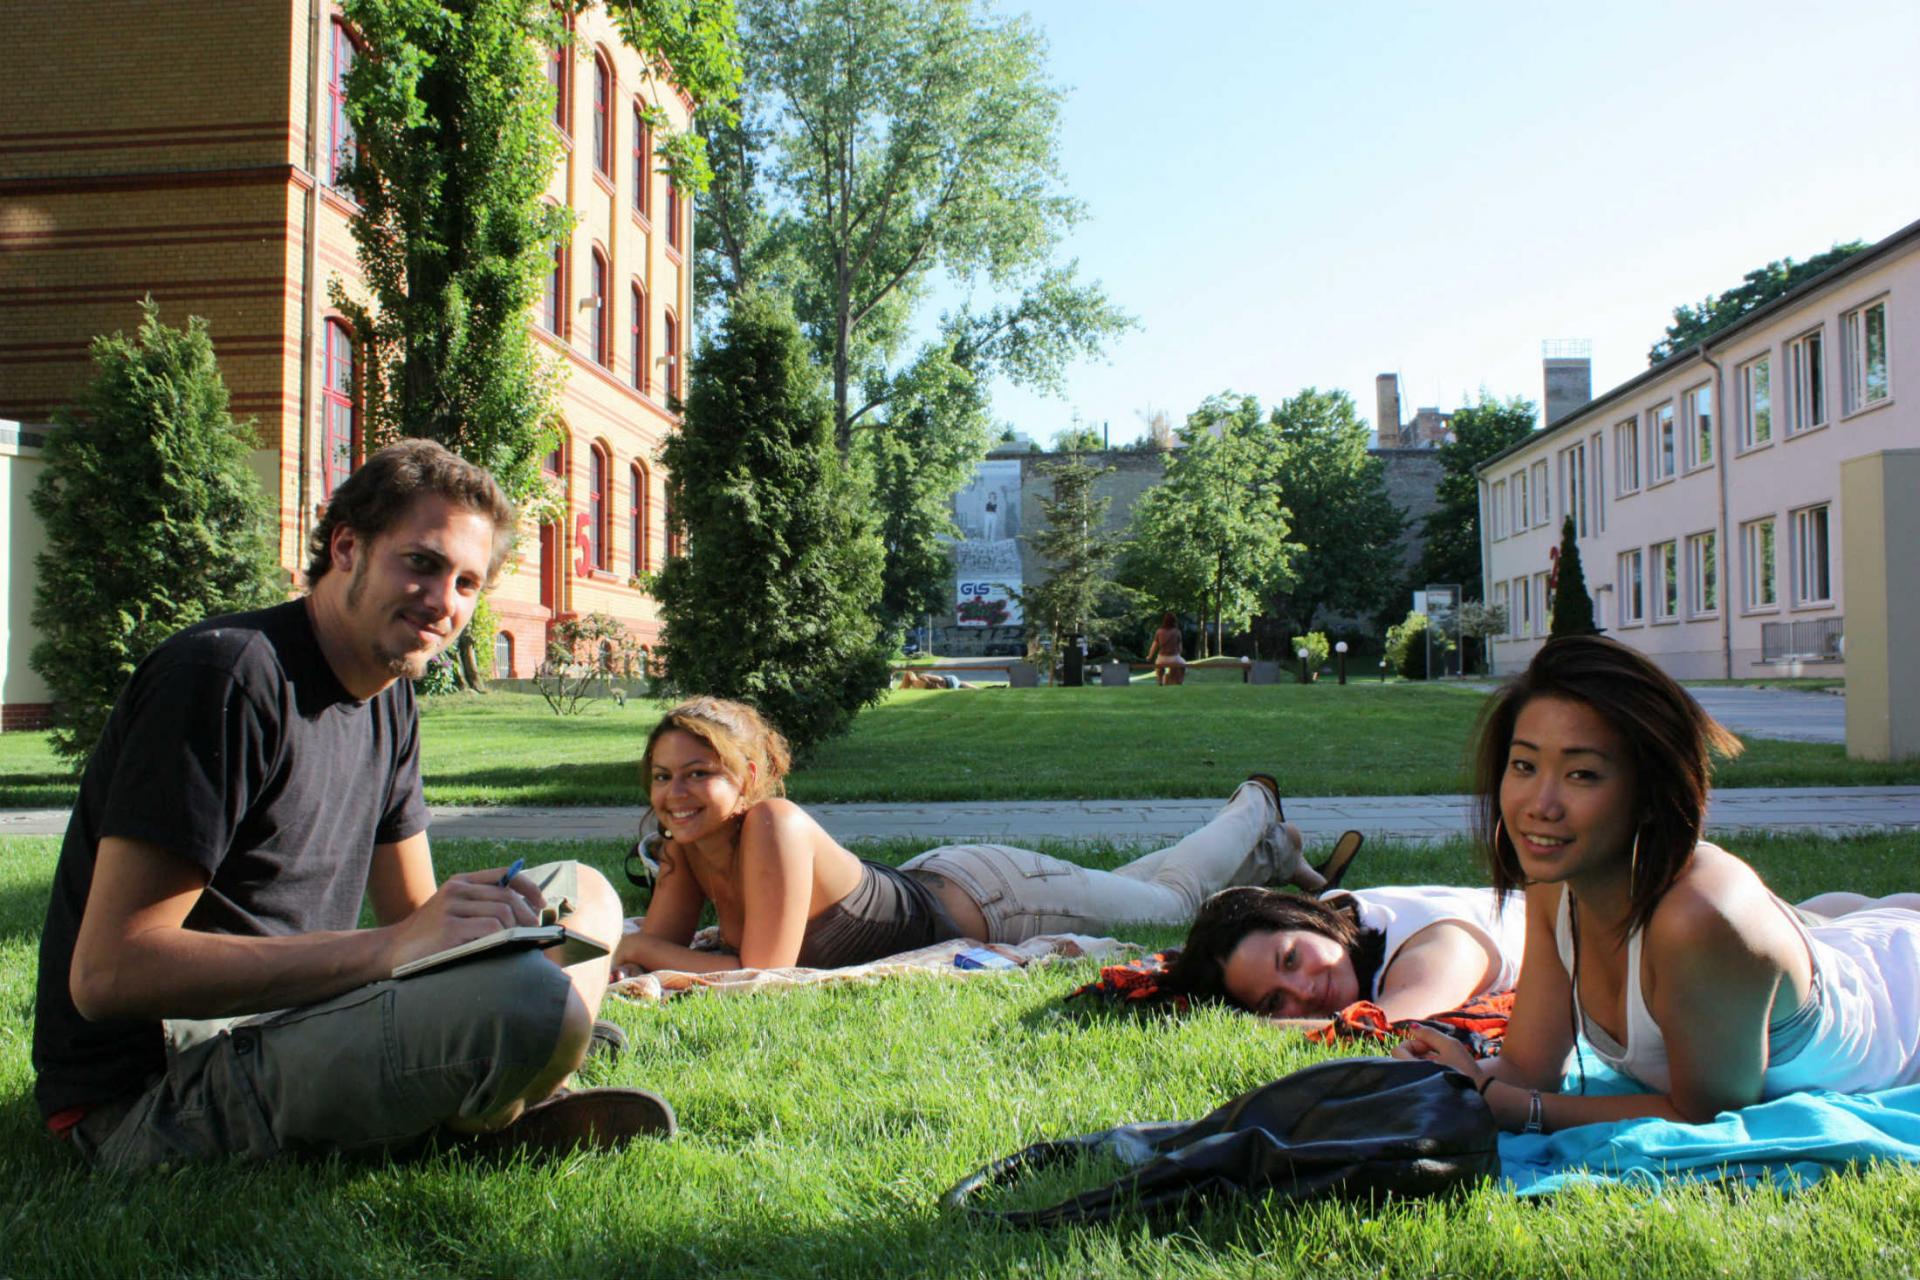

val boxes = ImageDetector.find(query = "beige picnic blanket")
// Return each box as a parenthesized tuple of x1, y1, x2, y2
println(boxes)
(607, 932, 1134, 1005)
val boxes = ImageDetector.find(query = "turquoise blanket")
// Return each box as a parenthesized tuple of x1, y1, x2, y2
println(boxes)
(1500, 1050, 1920, 1194)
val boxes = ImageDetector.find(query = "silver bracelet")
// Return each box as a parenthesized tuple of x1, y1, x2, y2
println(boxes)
(1524, 1089, 1544, 1134)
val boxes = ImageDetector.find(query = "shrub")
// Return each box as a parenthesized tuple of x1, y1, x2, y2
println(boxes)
(29, 301, 283, 763)
(1385, 611, 1430, 681)
(1286, 631, 1330, 681)
(413, 653, 462, 697)
(533, 612, 640, 715)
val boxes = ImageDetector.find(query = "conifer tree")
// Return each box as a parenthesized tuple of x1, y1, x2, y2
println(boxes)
(30, 302, 282, 763)
(1019, 449, 1127, 661)
(651, 291, 891, 755)
(1549, 515, 1599, 637)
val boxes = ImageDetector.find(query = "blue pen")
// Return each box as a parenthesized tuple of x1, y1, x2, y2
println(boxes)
(498, 856, 525, 887)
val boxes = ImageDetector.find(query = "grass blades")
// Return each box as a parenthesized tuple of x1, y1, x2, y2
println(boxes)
(3, 832, 1919, 1277)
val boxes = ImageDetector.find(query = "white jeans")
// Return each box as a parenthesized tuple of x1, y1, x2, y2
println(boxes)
(899, 783, 1277, 943)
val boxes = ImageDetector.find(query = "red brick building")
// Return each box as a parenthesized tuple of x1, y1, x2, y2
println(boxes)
(0, 1, 692, 726)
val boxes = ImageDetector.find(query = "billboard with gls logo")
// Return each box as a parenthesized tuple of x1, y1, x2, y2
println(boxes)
(956, 579, 1021, 627)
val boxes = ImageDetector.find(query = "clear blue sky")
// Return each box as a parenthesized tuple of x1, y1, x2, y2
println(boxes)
(973, 0, 1920, 445)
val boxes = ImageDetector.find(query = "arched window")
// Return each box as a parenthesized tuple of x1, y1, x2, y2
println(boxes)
(589, 248, 609, 365)
(548, 37, 570, 133)
(629, 461, 648, 572)
(321, 319, 357, 497)
(630, 282, 647, 392)
(588, 443, 610, 570)
(663, 309, 680, 401)
(665, 176, 682, 251)
(541, 237, 565, 334)
(591, 54, 613, 175)
(631, 103, 651, 218)
(326, 22, 357, 186)
(494, 631, 515, 678)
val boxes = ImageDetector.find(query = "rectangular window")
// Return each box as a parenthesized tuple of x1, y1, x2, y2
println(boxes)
(1742, 517, 1778, 610)
(1512, 470, 1528, 530)
(1490, 480, 1507, 539)
(540, 240, 564, 334)
(1652, 540, 1678, 622)
(1560, 440, 1588, 536)
(1534, 572, 1551, 636)
(1615, 419, 1640, 494)
(1590, 432, 1606, 532)
(1515, 575, 1531, 636)
(1619, 549, 1645, 626)
(1786, 328, 1826, 434)
(1531, 460, 1549, 526)
(1687, 531, 1718, 616)
(1792, 504, 1831, 605)
(1843, 299, 1890, 413)
(1494, 581, 1510, 636)
(1649, 402, 1676, 481)
(1740, 354, 1772, 449)
(1683, 383, 1713, 469)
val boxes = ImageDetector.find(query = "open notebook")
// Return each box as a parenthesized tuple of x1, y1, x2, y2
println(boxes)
(392, 924, 611, 979)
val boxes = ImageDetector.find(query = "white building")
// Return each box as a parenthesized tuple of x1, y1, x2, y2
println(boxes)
(1480, 217, 1918, 679)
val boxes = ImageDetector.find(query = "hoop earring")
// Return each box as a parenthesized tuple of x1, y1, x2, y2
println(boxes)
(1494, 817, 1512, 876)
(1629, 827, 1642, 895)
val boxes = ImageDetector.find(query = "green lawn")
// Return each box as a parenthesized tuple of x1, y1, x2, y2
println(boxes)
(3, 684, 1915, 809)
(3, 831, 1918, 1277)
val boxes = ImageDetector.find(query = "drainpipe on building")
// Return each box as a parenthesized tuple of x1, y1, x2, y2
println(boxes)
(1701, 346, 1733, 679)
(296, 0, 325, 581)
(1476, 474, 1495, 676)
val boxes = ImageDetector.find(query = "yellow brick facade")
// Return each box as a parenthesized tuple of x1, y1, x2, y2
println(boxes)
(0, 1, 692, 718)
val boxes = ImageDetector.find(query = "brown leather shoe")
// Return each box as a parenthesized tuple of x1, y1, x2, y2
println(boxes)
(472, 1087, 677, 1156)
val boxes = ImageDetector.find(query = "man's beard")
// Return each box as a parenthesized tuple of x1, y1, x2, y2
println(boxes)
(346, 553, 442, 678)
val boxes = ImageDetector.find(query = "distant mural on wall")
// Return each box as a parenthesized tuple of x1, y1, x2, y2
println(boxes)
(951, 459, 1023, 628)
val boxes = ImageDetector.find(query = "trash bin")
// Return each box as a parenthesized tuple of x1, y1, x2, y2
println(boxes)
(1063, 634, 1087, 687)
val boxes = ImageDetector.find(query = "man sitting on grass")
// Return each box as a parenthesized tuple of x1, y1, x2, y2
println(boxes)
(33, 439, 670, 1172)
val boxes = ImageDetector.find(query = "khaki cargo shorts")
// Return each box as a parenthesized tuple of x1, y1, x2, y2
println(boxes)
(71, 862, 586, 1172)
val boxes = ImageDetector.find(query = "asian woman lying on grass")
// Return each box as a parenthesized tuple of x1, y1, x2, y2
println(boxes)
(1396, 635, 1920, 1131)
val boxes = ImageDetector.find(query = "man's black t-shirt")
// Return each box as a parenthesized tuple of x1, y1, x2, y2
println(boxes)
(33, 600, 429, 1119)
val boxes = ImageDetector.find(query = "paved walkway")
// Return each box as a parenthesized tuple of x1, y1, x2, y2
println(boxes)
(1683, 686, 1847, 744)
(8, 786, 1913, 845)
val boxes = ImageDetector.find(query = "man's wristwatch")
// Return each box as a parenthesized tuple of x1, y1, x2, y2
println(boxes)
(1524, 1089, 1544, 1134)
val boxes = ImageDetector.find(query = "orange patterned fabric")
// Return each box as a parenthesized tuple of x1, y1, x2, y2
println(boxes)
(1308, 990, 1516, 1056)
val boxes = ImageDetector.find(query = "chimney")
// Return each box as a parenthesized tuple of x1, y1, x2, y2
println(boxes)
(1375, 373, 1402, 446)
(1542, 340, 1593, 426)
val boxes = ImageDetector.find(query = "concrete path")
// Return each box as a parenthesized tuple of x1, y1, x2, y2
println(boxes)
(1684, 686, 1847, 744)
(9, 786, 1914, 845)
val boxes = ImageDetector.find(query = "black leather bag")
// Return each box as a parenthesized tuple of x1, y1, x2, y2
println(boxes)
(943, 1057, 1497, 1226)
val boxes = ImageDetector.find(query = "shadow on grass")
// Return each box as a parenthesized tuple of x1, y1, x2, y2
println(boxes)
(0, 771, 79, 808)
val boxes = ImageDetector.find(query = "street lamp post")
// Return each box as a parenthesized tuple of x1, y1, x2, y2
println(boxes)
(1335, 640, 1349, 685)
(1296, 646, 1309, 685)
(1379, 656, 1388, 683)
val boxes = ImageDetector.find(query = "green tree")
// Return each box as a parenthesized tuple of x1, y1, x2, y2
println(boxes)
(335, 0, 739, 688)
(29, 302, 283, 764)
(1018, 451, 1128, 662)
(1417, 393, 1537, 602)
(1120, 393, 1295, 657)
(1648, 241, 1868, 364)
(856, 340, 991, 633)
(1549, 514, 1599, 637)
(1050, 424, 1104, 453)
(652, 291, 891, 755)
(699, 0, 1132, 442)
(1266, 388, 1405, 633)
